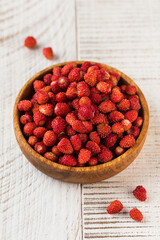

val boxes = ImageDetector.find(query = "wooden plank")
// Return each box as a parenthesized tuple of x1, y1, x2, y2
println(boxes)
(0, 0, 82, 239)
(77, 0, 160, 239)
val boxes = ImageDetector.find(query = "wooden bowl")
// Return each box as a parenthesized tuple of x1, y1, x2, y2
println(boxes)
(13, 61, 149, 183)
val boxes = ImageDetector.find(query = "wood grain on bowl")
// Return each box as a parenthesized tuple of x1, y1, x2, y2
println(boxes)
(13, 61, 149, 183)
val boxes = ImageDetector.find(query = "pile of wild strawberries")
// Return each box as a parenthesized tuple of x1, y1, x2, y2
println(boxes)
(18, 61, 143, 166)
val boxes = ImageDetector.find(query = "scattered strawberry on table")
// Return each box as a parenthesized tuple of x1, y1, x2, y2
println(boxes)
(18, 61, 143, 166)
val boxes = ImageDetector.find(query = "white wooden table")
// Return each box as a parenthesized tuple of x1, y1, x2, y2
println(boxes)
(1, 0, 160, 239)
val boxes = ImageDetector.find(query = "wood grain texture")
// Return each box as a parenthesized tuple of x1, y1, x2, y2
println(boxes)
(0, 1, 82, 240)
(76, 0, 160, 239)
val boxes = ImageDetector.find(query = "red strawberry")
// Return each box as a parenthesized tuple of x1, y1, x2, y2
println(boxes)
(88, 157, 98, 166)
(66, 82, 77, 99)
(44, 152, 58, 162)
(66, 112, 77, 126)
(96, 81, 111, 94)
(98, 147, 113, 162)
(79, 133, 88, 144)
(43, 74, 52, 85)
(125, 110, 138, 122)
(104, 133, 117, 148)
(120, 134, 135, 148)
(121, 119, 132, 131)
(32, 103, 40, 114)
(70, 135, 82, 151)
(33, 80, 45, 92)
(110, 86, 123, 103)
(50, 81, 61, 93)
(98, 100, 116, 113)
(33, 127, 47, 138)
(90, 93, 102, 105)
(18, 100, 32, 111)
(133, 116, 143, 127)
(33, 111, 47, 126)
(87, 66, 99, 72)
(117, 99, 130, 111)
(100, 68, 110, 81)
(52, 116, 66, 135)
(91, 112, 108, 125)
(61, 62, 77, 76)
(97, 123, 111, 138)
(72, 120, 86, 133)
(65, 125, 76, 136)
(107, 200, 123, 214)
(115, 146, 124, 156)
(34, 142, 46, 154)
(129, 95, 141, 110)
(24, 36, 36, 48)
(28, 136, 38, 146)
(37, 90, 49, 104)
(45, 117, 53, 130)
(59, 155, 77, 166)
(52, 145, 62, 156)
(133, 185, 147, 201)
(58, 76, 69, 90)
(78, 105, 95, 120)
(81, 61, 91, 72)
(77, 81, 90, 97)
(112, 122, 124, 134)
(43, 130, 57, 146)
(109, 111, 124, 122)
(68, 68, 83, 82)
(82, 121, 93, 133)
(126, 85, 136, 95)
(55, 92, 66, 103)
(57, 138, 73, 154)
(127, 126, 140, 138)
(79, 97, 91, 106)
(89, 131, 100, 144)
(23, 122, 36, 136)
(20, 114, 33, 125)
(78, 149, 91, 164)
(84, 71, 97, 86)
(39, 104, 54, 116)
(109, 71, 120, 81)
(53, 67, 61, 76)
(43, 47, 54, 60)
(129, 208, 143, 222)
(54, 103, 70, 116)
(48, 92, 56, 105)
(120, 84, 127, 93)
(86, 141, 101, 154)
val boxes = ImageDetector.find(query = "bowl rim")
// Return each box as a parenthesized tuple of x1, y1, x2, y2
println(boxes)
(13, 61, 149, 174)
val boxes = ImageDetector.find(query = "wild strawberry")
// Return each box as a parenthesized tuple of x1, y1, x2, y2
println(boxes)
(121, 119, 132, 131)
(98, 147, 113, 162)
(117, 99, 130, 111)
(129, 208, 143, 222)
(78, 105, 95, 120)
(133, 185, 147, 201)
(79, 133, 88, 144)
(24, 36, 36, 48)
(65, 112, 77, 126)
(52, 145, 62, 156)
(109, 111, 124, 122)
(97, 123, 111, 138)
(112, 122, 124, 134)
(77, 81, 90, 97)
(57, 138, 73, 154)
(107, 200, 123, 214)
(43, 47, 54, 60)
(115, 146, 124, 156)
(68, 68, 83, 82)
(52, 116, 66, 135)
(20, 114, 33, 125)
(104, 134, 117, 148)
(66, 82, 77, 99)
(78, 149, 91, 164)
(33, 127, 47, 138)
(33, 111, 46, 126)
(126, 85, 136, 95)
(89, 132, 100, 144)
(51, 75, 59, 82)
(33, 80, 45, 92)
(55, 92, 67, 102)
(90, 93, 102, 105)
(39, 104, 54, 116)
(43, 74, 52, 85)
(23, 122, 36, 136)
(87, 66, 99, 72)
(88, 157, 98, 166)
(18, 100, 32, 111)
(34, 142, 46, 154)
(72, 120, 86, 133)
(81, 61, 92, 72)
(43, 130, 57, 146)
(79, 97, 91, 106)
(91, 112, 108, 125)
(82, 121, 93, 133)
(44, 152, 58, 162)
(32, 103, 40, 114)
(37, 90, 49, 104)
(58, 76, 69, 90)
(50, 81, 61, 93)
(93, 63, 102, 69)
(61, 62, 77, 76)
(54, 103, 70, 116)
(109, 70, 120, 81)
(96, 82, 111, 93)
(48, 92, 56, 105)
(70, 135, 82, 151)
(53, 67, 61, 76)
(98, 100, 116, 113)
(59, 155, 77, 166)
(100, 68, 110, 81)
(125, 110, 138, 122)
(120, 84, 127, 93)
(72, 98, 80, 110)
(45, 117, 53, 130)
(86, 141, 100, 154)
(133, 116, 143, 128)
(129, 95, 141, 110)
(65, 125, 76, 136)
(84, 71, 97, 87)
(127, 126, 140, 138)
(120, 134, 135, 148)
(110, 86, 123, 103)
(28, 136, 38, 146)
